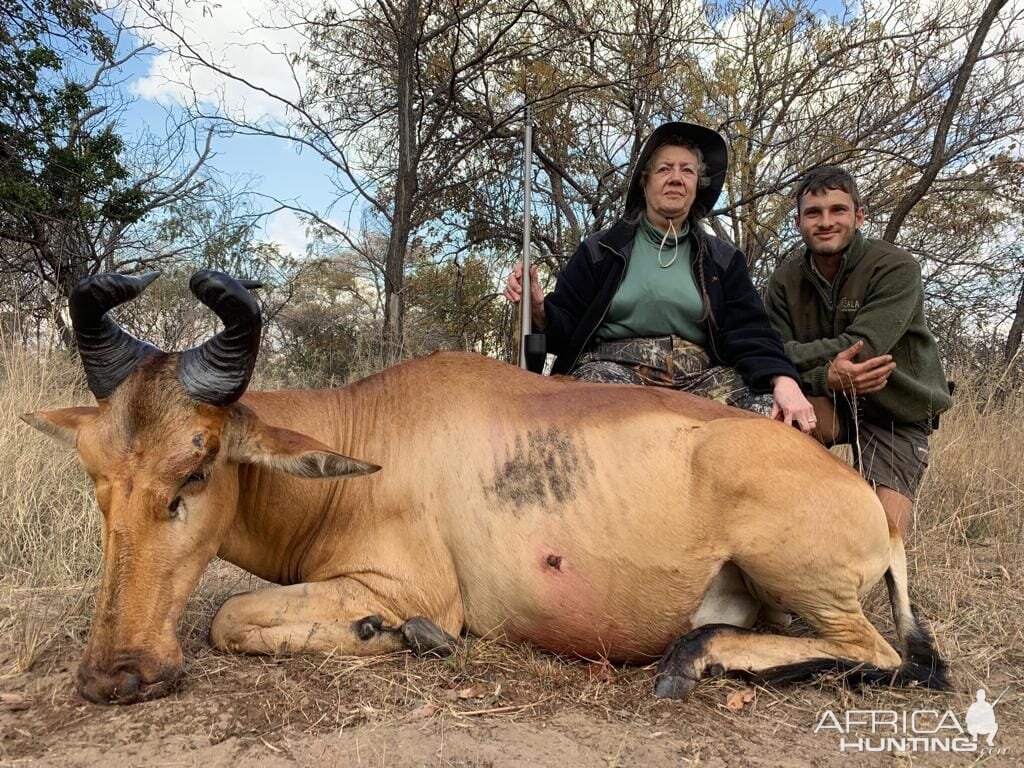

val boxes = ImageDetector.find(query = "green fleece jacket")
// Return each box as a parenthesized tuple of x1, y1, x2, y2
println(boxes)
(765, 231, 952, 424)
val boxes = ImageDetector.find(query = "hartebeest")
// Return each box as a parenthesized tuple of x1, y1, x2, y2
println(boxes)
(22, 271, 949, 704)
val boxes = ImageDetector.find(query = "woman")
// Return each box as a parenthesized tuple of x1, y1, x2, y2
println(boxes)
(505, 121, 815, 431)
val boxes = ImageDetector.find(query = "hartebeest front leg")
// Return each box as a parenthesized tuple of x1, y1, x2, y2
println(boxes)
(210, 578, 460, 658)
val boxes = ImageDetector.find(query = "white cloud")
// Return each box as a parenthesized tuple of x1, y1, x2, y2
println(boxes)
(119, 1, 354, 123)
(262, 208, 311, 257)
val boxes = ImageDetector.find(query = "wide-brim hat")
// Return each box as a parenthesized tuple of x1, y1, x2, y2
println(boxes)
(624, 121, 729, 219)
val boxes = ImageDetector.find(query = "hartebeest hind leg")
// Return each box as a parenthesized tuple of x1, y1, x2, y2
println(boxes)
(654, 606, 902, 698)
(655, 419, 951, 698)
(210, 578, 460, 658)
(654, 536, 950, 698)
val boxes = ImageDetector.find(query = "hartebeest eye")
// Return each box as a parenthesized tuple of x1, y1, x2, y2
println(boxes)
(183, 469, 208, 486)
(167, 469, 209, 519)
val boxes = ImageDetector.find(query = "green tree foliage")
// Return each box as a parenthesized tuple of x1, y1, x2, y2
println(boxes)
(0, 1, 147, 286)
(406, 253, 505, 356)
(0, 0, 230, 352)
(270, 259, 381, 385)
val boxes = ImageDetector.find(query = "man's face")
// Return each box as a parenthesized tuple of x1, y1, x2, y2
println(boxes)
(644, 144, 700, 223)
(795, 187, 865, 256)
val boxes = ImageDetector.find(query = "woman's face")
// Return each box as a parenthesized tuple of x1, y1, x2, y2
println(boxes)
(644, 144, 700, 224)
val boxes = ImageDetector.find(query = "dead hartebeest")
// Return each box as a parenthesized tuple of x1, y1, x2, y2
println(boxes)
(22, 271, 950, 704)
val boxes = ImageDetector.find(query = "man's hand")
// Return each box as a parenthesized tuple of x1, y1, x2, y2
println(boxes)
(826, 340, 895, 395)
(504, 262, 546, 329)
(771, 376, 817, 433)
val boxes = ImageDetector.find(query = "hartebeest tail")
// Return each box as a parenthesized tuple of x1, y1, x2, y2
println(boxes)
(753, 533, 950, 691)
(881, 532, 950, 688)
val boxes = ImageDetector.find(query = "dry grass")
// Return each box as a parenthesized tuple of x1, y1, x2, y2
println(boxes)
(0, 335, 1022, 760)
(0, 342, 99, 585)
(907, 377, 1024, 699)
(0, 342, 102, 682)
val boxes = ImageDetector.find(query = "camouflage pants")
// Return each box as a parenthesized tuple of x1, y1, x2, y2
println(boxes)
(571, 336, 773, 416)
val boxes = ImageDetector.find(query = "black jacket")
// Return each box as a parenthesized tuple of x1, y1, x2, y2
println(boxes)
(541, 216, 798, 392)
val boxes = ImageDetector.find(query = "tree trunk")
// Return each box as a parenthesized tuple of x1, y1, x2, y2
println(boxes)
(1005, 276, 1024, 364)
(381, 0, 420, 365)
(883, 0, 1009, 242)
(382, 214, 412, 363)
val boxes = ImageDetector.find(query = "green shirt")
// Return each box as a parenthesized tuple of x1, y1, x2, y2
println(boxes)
(596, 217, 707, 344)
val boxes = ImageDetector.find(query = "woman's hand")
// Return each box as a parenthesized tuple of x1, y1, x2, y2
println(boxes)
(504, 262, 547, 329)
(770, 376, 817, 434)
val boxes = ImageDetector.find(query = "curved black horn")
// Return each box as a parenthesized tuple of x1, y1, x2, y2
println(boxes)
(69, 272, 162, 399)
(178, 270, 262, 406)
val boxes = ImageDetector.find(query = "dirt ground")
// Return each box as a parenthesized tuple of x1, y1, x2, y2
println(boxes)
(2, 554, 1022, 768)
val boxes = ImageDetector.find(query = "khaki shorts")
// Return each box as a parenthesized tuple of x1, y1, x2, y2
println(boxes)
(845, 417, 931, 500)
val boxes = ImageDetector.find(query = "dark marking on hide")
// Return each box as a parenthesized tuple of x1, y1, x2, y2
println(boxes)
(487, 427, 593, 510)
(99, 529, 130, 626)
(192, 433, 203, 448)
(546, 554, 562, 570)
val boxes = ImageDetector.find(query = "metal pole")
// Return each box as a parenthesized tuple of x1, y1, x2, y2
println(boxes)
(519, 105, 533, 369)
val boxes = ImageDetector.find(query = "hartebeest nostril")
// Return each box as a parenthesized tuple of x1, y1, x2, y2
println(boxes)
(112, 672, 141, 702)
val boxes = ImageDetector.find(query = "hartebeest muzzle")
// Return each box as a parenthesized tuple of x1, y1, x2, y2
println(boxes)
(76, 648, 184, 705)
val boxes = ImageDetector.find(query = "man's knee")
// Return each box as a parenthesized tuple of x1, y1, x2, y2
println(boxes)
(875, 485, 914, 538)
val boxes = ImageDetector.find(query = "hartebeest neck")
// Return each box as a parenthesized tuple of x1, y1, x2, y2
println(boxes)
(216, 383, 387, 585)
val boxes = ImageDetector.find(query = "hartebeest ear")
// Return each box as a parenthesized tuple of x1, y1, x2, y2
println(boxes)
(20, 407, 101, 448)
(228, 415, 380, 479)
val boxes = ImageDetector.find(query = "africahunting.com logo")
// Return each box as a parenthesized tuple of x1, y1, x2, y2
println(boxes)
(814, 688, 1009, 755)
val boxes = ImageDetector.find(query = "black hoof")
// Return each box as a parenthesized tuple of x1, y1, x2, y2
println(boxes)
(654, 623, 745, 700)
(400, 616, 457, 657)
(654, 673, 698, 699)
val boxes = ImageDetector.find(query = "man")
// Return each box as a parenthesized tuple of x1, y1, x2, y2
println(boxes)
(766, 166, 953, 536)
(506, 121, 816, 432)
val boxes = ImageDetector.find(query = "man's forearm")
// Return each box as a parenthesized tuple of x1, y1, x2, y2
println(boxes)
(785, 334, 866, 371)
